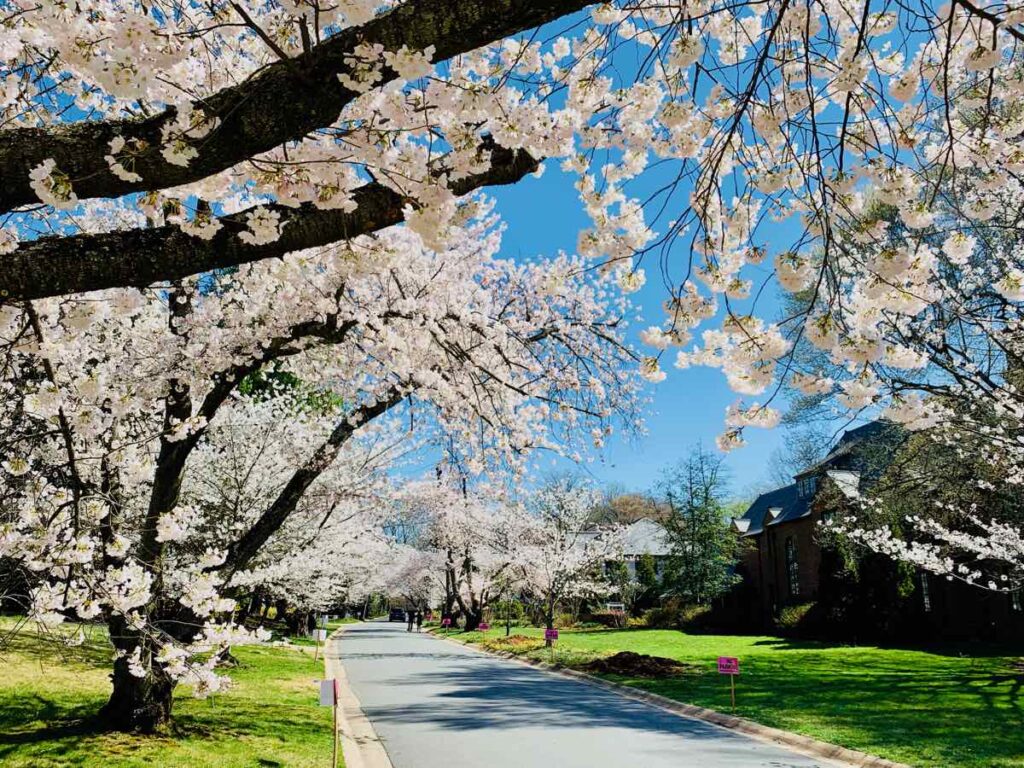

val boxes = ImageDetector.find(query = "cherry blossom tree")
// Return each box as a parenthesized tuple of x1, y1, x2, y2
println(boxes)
(0, 217, 638, 731)
(386, 477, 531, 630)
(833, 509, 1024, 593)
(3, 1, 1022, 441)
(780, 156, 1024, 592)
(191, 395, 409, 629)
(822, 416, 1024, 594)
(3, 0, 1024, 723)
(1, 1, 1018, 316)
(378, 544, 444, 613)
(517, 477, 624, 641)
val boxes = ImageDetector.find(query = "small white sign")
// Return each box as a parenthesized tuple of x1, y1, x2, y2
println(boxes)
(319, 679, 336, 706)
(314, 628, 328, 642)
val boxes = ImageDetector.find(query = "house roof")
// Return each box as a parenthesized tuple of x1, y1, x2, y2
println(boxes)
(732, 483, 810, 537)
(734, 420, 902, 537)
(795, 421, 902, 479)
(621, 518, 670, 556)
(826, 469, 861, 499)
(577, 518, 671, 556)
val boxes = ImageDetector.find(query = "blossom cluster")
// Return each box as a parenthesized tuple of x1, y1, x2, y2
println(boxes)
(0, 213, 637, 693)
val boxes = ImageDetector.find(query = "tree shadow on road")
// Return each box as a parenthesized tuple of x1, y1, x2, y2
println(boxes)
(362, 659, 747, 742)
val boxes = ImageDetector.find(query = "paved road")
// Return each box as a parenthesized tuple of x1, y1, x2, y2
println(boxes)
(337, 621, 837, 768)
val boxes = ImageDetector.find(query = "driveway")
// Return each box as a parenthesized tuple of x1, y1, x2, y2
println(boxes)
(334, 620, 839, 768)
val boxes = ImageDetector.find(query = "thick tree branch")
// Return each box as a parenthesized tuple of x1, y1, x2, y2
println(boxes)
(0, 142, 540, 301)
(216, 386, 410, 578)
(136, 317, 360, 571)
(0, 0, 590, 213)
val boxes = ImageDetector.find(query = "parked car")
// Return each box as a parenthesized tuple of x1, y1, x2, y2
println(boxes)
(388, 608, 406, 622)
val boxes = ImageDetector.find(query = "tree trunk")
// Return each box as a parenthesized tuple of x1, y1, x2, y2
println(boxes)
(463, 610, 482, 632)
(215, 646, 241, 668)
(100, 618, 174, 733)
(545, 594, 556, 647)
(100, 660, 174, 733)
(443, 562, 458, 618)
(286, 609, 310, 637)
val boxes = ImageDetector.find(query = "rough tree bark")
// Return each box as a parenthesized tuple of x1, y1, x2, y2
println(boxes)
(0, 0, 591, 214)
(100, 616, 175, 732)
(1, 142, 538, 301)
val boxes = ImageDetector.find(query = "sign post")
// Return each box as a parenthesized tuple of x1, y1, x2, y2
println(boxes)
(319, 678, 341, 768)
(313, 628, 328, 662)
(333, 678, 340, 768)
(441, 616, 451, 634)
(545, 628, 559, 662)
(717, 656, 740, 712)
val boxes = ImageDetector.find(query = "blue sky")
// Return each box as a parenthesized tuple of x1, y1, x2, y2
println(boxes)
(489, 162, 789, 500)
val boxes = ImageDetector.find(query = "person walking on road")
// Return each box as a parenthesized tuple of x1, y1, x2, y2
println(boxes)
(416, 611, 424, 632)
(406, 610, 414, 633)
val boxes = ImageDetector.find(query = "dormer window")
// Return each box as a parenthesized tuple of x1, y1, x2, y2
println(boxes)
(797, 475, 818, 499)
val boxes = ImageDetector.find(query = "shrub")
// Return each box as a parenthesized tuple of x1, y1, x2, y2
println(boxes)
(677, 604, 712, 630)
(642, 605, 679, 629)
(586, 611, 627, 628)
(491, 600, 525, 623)
(642, 601, 715, 631)
(553, 612, 577, 629)
(774, 602, 818, 634)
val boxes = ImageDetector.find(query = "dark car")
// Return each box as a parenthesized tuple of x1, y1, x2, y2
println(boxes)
(388, 608, 406, 622)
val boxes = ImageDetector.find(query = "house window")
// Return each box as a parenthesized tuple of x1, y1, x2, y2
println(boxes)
(1012, 589, 1022, 613)
(797, 476, 818, 499)
(785, 537, 799, 597)
(920, 573, 932, 613)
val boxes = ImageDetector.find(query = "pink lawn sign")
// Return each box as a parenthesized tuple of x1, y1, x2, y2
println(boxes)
(544, 628, 559, 641)
(717, 656, 740, 675)
(441, 617, 451, 627)
(478, 622, 490, 631)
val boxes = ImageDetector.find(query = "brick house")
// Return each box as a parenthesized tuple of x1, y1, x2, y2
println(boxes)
(730, 423, 890, 623)
(729, 422, 1024, 639)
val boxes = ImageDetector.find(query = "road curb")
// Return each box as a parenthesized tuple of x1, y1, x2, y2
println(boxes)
(431, 630, 911, 768)
(325, 624, 394, 768)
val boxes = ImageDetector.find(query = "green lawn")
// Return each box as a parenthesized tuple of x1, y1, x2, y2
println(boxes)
(451, 626, 1024, 768)
(0, 617, 338, 767)
(284, 617, 360, 648)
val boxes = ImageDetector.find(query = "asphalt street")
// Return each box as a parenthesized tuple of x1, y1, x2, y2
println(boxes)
(337, 620, 839, 768)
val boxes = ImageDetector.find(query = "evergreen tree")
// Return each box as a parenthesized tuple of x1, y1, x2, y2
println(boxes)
(657, 446, 742, 605)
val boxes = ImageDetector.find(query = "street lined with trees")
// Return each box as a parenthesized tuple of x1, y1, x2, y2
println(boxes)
(1, 0, 1023, 763)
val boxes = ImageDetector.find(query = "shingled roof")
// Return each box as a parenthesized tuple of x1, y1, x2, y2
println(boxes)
(795, 421, 904, 480)
(733, 420, 905, 537)
(732, 483, 809, 536)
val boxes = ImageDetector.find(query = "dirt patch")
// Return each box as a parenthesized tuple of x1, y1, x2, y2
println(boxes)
(582, 651, 701, 678)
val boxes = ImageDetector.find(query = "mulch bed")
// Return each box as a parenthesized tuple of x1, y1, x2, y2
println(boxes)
(582, 651, 702, 678)
(483, 634, 545, 651)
